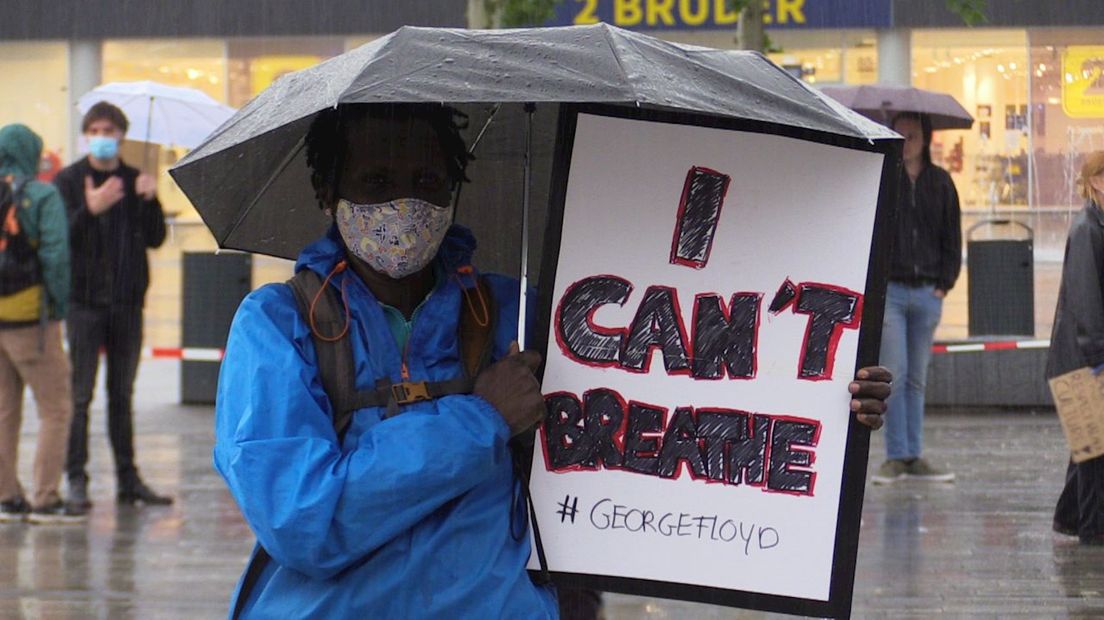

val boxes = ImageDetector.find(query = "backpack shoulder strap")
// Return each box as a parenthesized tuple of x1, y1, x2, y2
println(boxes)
(287, 269, 500, 435)
(286, 269, 358, 442)
(0, 181, 15, 230)
(458, 275, 497, 379)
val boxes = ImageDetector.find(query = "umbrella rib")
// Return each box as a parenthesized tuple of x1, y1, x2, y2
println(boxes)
(223, 135, 307, 245)
(601, 27, 634, 97)
(467, 103, 501, 156)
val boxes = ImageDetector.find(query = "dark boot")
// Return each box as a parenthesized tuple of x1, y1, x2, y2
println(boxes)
(68, 477, 92, 510)
(117, 477, 173, 506)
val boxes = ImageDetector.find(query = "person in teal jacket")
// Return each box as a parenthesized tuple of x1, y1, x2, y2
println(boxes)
(0, 123, 83, 523)
(214, 103, 892, 618)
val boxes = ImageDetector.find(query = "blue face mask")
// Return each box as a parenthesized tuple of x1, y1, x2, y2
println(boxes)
(88, 136, 119, 160)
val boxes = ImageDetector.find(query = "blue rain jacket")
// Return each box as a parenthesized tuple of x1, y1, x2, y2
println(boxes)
(214, 225, 557, 619)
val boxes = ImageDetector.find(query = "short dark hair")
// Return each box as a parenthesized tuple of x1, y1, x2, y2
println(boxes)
(305, 103, 472, 209)
(81, 101, 129, 134)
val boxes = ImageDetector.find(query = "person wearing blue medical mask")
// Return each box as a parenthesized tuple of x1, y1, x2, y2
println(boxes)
(52, 101, 170, 511)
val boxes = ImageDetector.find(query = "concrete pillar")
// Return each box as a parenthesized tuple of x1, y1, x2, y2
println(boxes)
(877, 28, 911, 86)
(67, 39, 102, 164)
(467, 0, 494, 28)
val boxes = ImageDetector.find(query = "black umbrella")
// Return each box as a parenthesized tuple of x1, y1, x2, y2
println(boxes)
(170, 24, 895, 262)
(819, 84, 974, 131)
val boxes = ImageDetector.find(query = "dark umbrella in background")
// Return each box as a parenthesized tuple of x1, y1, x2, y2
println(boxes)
(819, 84, 974, 130)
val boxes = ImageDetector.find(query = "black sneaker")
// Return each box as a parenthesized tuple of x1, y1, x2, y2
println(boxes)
(117, 480, 173, 506)
(0, 496, 31, 523)
(27, 500, 87, 524)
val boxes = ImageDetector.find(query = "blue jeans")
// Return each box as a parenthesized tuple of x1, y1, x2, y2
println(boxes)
(880, 282, 943, 461)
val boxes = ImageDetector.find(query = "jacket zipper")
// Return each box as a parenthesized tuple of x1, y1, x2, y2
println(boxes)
(400, 287, 438, 382)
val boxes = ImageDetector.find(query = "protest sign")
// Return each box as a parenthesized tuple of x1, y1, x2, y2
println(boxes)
(1049, 367, 1104, 463)
(528, 106, 898, 618)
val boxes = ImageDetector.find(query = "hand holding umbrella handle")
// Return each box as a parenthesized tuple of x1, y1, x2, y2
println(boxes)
(474, 341, 545, 437)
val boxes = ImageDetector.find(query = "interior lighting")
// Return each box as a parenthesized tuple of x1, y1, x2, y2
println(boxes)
(186, 68, 203, 80)
(997, 64, 1005, 73)
(1009, 62, 1017, 70)
(1047, 97, 1060, 105)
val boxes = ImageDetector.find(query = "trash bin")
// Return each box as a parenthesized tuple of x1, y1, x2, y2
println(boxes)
(181, 252, 252, 404)
(966, 219, 1034, 337)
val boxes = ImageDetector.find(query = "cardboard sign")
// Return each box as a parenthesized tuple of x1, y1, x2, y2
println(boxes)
(528, 106, 896, 619)
(1049, 367, 1104, 463)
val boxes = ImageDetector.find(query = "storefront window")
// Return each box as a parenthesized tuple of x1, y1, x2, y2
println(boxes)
(345, 35, 382, 52)
(103, 39, 228, 103)
(0, 41, 70, 179)
(1029, 29, 1104, 209)
(768, 30, 878, 85)
(226, 37, 345, 108)
(912, 29, 1029, 212)
(646, 29, 877, 85)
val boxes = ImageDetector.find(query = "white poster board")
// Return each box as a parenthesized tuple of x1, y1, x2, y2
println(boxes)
(529, 109, 892, 617)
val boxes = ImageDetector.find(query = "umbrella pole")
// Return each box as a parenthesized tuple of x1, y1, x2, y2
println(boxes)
(142, 96, 155, 174)
(518, 103, 535, 350)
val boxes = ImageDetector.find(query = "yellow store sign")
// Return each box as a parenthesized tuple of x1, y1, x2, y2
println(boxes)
(250, 55, 322, 98)
(1062, 46, 1104, 118)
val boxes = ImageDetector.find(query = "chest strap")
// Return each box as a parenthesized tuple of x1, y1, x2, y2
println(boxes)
(286, 267, 495, 440)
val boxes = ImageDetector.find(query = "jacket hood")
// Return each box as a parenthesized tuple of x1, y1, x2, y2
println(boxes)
(0, 124, 43, 179)
(296, 223, 478, 276)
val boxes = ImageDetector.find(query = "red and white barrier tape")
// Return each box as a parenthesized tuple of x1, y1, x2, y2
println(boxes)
(139, 340, 1051, 362)
(931, 339, 1049, 354)
(144, 347, 224, 361)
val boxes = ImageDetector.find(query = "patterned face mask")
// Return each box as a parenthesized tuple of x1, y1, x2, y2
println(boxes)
(335, 197, 453, 279)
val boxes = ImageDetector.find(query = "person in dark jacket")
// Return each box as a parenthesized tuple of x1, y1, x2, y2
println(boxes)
(53, 101, 171, 509)
(1050, 150, 1104, 545)
(872, 112, 962, 485)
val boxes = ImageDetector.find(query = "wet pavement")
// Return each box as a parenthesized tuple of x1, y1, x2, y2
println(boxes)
(3, 360, 1103, 619)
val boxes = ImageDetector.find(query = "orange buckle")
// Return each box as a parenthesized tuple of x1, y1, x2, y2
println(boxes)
(391, 381, 431, 405)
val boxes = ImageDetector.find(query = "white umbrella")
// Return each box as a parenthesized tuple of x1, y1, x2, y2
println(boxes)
(77, 80, 236, 149)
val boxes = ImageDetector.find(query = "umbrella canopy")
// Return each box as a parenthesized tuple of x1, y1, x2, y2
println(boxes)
(78, 80, 236, 148)
(819, 84, 974, 131)
(171, 24, 897, 260)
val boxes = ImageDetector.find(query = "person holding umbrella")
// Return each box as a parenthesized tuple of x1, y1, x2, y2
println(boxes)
(209, 100, 894, 618)
(871, 112, 962, 485)
(53, 101, 171, 508)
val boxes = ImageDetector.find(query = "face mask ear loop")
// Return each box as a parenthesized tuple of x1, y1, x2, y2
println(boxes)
(453, 265, 489, 328)
(310, 260, 351, 342)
